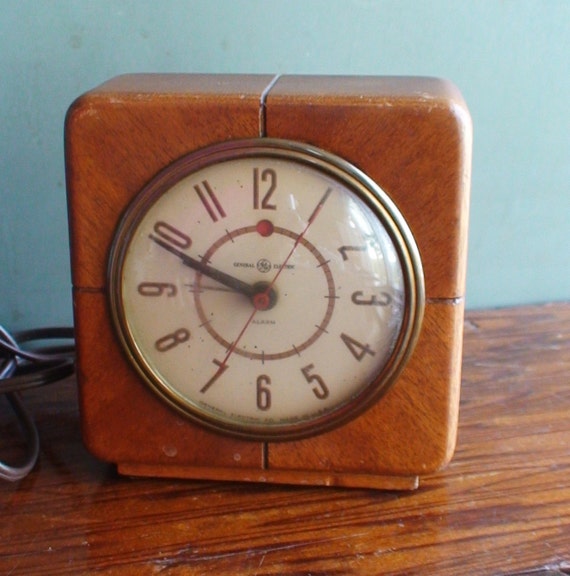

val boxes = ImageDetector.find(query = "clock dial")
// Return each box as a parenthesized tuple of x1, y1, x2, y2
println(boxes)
(108, 139, 424, 439)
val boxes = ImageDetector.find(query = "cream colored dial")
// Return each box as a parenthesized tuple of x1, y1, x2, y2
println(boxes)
(108, 139, 424, 440)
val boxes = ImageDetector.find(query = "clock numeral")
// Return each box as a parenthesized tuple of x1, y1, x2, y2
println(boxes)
(253, 167, 277, 210)
(137, 282, 177, 297)
(338, 245, 366, 261)
(200, 359, 228, 393)
(151, 221, 192, 250)
(154, 328, 190, 352)
(340, 333, 376, 362)
(351, 291, 392, 307)
(194, 180, 226, 222)
(256, 375, 272, 410)
(301, 364, 329, 400)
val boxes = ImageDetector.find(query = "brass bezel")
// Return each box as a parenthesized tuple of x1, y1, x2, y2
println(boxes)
(108, 138, 425, 441)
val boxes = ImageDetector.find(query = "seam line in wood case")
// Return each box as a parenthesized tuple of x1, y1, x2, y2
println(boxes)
(259, 74, 281, 137)
(426, 297, 464, 305)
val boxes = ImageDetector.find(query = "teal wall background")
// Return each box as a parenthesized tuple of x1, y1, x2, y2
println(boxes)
(1, 0, 568, 330)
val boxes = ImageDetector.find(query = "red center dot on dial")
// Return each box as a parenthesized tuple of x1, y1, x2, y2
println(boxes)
(256, 219, 274, 237)
(253, 292, 271, 311)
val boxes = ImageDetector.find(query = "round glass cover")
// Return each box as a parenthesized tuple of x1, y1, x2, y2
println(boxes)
(108, 139, 424, 440)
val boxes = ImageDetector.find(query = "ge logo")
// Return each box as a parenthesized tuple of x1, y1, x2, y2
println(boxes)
(256, 259, 272, 273)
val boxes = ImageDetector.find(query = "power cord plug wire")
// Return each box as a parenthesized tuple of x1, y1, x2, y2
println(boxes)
(0, 325, 75, 481)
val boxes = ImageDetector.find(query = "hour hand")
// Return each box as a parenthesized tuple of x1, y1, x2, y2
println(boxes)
(150, 235, 256, 298)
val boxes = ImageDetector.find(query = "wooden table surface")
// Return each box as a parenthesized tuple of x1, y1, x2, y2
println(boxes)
(1, 303, 569, 575)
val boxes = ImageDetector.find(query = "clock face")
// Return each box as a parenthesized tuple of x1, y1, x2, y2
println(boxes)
(108, 139, 424, 440)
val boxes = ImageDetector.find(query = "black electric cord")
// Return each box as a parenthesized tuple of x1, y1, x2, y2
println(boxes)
(0, 325, 75, 481)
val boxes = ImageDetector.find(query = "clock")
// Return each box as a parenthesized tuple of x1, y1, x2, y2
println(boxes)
(65, 74, 471, 490)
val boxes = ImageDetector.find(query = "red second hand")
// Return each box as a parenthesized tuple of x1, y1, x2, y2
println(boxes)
(262, 186, 333, 296)
(201, 187, 333, 394)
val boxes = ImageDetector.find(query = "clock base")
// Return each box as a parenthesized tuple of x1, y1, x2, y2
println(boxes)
(117, 462, 419, 491)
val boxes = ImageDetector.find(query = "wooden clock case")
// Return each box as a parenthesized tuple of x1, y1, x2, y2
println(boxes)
(65, 74, 471, 490)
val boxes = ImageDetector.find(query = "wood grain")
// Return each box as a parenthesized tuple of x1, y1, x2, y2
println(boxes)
(1, 303, 569, 575)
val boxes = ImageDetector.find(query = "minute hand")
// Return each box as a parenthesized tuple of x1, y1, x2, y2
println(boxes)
(150, 235, 256, 297)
